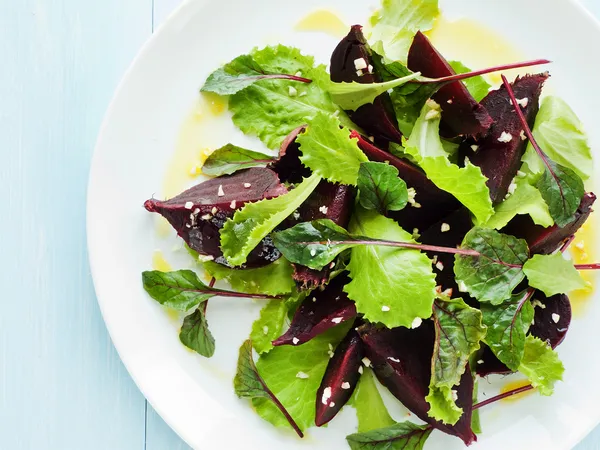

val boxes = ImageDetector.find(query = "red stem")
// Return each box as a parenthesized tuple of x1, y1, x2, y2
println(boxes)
(575, 263, 600, 270)
(560, 235, 576, 253)
(318, 239, 480, 257)
(269, 74, 312, 84)
(419, 59, 551, 84)
(473, 384, 534, 410)
(208, 277, 216, 288)
(261, 380, 304, 438)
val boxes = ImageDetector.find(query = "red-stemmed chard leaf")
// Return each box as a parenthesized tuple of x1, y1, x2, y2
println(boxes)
(501, 74, 585, 226)
(234, 340, 303, 438)
(330, 25, 403, 144)
(502, 192, 596, 254)
(358, 323, 477, 445)
(346, 422, 433, 450)
(357, 161, 409, 213)
(351, 131, 461, 231)
(272, 273, 357, 347)
(144, 167, 287, 268)
(407, 31, 493, 138)
(315, 327, 365, 426)
(460, 73, 548, 203)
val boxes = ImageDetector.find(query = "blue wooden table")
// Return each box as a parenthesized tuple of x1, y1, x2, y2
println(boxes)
(1, 0, 599, 448)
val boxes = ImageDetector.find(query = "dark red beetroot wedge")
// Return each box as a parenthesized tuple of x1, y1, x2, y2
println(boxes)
(330, 25, 403, 144)
(268, 125, 311, 184)
(359, 323, 476, 445)
(293, 181, 356, 288)
(460, 73, 548, 204)
(272, 273, 357, 347)
(352, 132, 460, 230)
(144, 167, 287, 268)
(502, 192, 596, 255)
(407, 31, 493, 139)
(477, 292, 573, 377)
(315, 328, 365, 426)
(419, 207, 474, 296)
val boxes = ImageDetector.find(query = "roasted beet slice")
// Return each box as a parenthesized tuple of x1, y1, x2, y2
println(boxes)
(269, 125, 311, 184)
(330, 25, 403, 144)
(144, 168, 287, 268)
(407, 31, 493, 139)
(460, 73, 548, 204)
(475, 347, 511, 377)
(530, 292, 572, 348)
(419, 207, 474, 296)
(315, 328, 364, 426)
(272, 273, 357, 346)
(503, 192, 596, 255)
(359, 323, 476, 445)
(352, 132, 460, 230)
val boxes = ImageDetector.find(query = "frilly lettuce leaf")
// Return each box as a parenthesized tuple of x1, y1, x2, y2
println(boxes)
(523, 253, 587, 297)
(518, 335, 564, 395)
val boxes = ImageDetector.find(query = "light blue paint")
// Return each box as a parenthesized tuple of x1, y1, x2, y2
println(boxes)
(1, 0, 599, 448)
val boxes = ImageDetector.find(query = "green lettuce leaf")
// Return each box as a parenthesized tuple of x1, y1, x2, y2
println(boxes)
(522, 96, 592, 181)
(448, 61, 491, 102)
(369, 0, 439, 62)
(357, 162, 408, 213)
(345, 208, 436, 328)
(252, 324, 349, 432)
(228, 45, 352, 149)
(404, 100, 493, 224)
(454, 228, 529, 305)
(142, 270, 219, 311)
(484, 175, 553, 230)
(351, 368, 395, 432)
(518, 335, 565, 395)
(523, 253, 587, 296)
(480, 291, 535, 371)
(296, 113, 368, 185)
(201, 144, 272, 176)
(179, 306, 215, 357)
(536, 160, 584, 228)
(250, 300, 289, 354)
(426, 298, 486, 425)
(220, 173, 321, 266)
(203, 259, 295, 296)
(346, 422, 433, 450)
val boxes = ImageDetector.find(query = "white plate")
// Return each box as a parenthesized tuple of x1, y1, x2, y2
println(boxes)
(88, 0, 600, 448)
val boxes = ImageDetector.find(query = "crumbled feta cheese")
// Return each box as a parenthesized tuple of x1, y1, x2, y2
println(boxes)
(321, 387, 332, 405)
(507, 179, 517, 195)
(296, 371, 309, 379)
(310, 248, 317, 257)
(295, 71, 302, 77)
(356, 69, 364, 77)
(319, 205, 329, 214)
(412, 228, 420, 240)
(230, 200, 237, 209)
(516, 97, 529, 108)
(354, 58, 368, 70)
(184, 201, 194, 210)
(201, 214, 212, 221)
(552, 313, 560, 323)
(341, 382, 351, 389)
(451, 390, 458, 401)
(407, 187, 420, 208)
(198, 254, 214, 262)
(520, 130, 527, 141)
(358, 366, 364, 374)
(435, 285, 442, 294)
(193, 208, 200, 215)
(362, 357, 372, 367)
(263, 326, 269, 335)
(435, 261, 445, 271)
(411, 317, 423, 329)
(292, 337, 300, 345)
(331, 317, 343, 324)
(329, 402, 336, 408)
(368, 64, 374, 73)
(288, 86, 297, 97)
(442, 288, 453, 297)
(471, 144, 479, 152)
(532, 299, 546, 310)
(243, 182, 252, 188)
(575, 241, 585, 250)
(447, 99, 453, 104)
(387, 357, 400, 363)
(458, 280, 468, 293)
(217, 185, 225, 197)
(517, 170, 527, 178)
(440, 223, 450, 233)
(381, 305, 391, 312)
(329, 261, 336, 269)
(211, 207, 218, 215)
(477, 359, 484, 364)
(312, 297, 317, 302)
(292, 211, 301, 220)
(498, 131, 513, 143)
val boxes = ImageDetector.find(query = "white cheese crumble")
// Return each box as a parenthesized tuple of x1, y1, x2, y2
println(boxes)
(451, 390, 458, 401)
(321, 387, 332, 405)
(319, 205, 329, 214)
(292, 337, 300, 345)
(435, 261, 445, 271)
(243, 182, 252, 188)
(381, 305, 391, 312)
(312, 297, 317, 302)
(198, 254, 214, 262)
(230, 200, 237, 209)
(498, 131, 513, 143)
(552, 313, 560, 323)
(329, 402, 336, 408)
(362, 357, 372, 367)
(471, 144, 479, 151)
(440, 223, 450, 233)
(210, 207, 217, 215)
(330, 261, 336, 269)
(296, 371, 309, 379)
(477, 359, 484, 364)
(201, 214, 212, 221)
(354, 58, 368, 70)
(331, 317, 343, 324)
(516, 97, 529, 108)
(387, 357, 400, 363)
(310, 248, 317, 257)
(411, 317, 423, 329)
(356, 70, 364, 77)
(576, 241, 585, 250)
(358, 366, 364, 374)
(341, 382, 351, 390)
(184, 201, 194, 210)
(217, 185, 225, 197)
(368, 64, 374, 73)
(532, 299, 546, 309)
(447, 99, 453, 104)
(520, 130, 527, 141)
(288, 86, 298, 97)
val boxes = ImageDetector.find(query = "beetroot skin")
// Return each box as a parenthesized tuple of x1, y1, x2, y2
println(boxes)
(144, 167, 287, 268)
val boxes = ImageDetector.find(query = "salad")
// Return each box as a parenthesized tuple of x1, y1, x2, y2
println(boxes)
(141, 0, 598, 448)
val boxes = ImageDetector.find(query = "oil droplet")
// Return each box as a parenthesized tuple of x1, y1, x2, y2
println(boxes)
(499, 380, 534, 403)
(295, 9, 349, 39)
(427, 17, 531, 85)
(570, 217, 597, 316)
(152, 250, 172, 272)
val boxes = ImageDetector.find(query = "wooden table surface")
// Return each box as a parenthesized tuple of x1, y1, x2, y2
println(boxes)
(1, 0, 598, 448)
